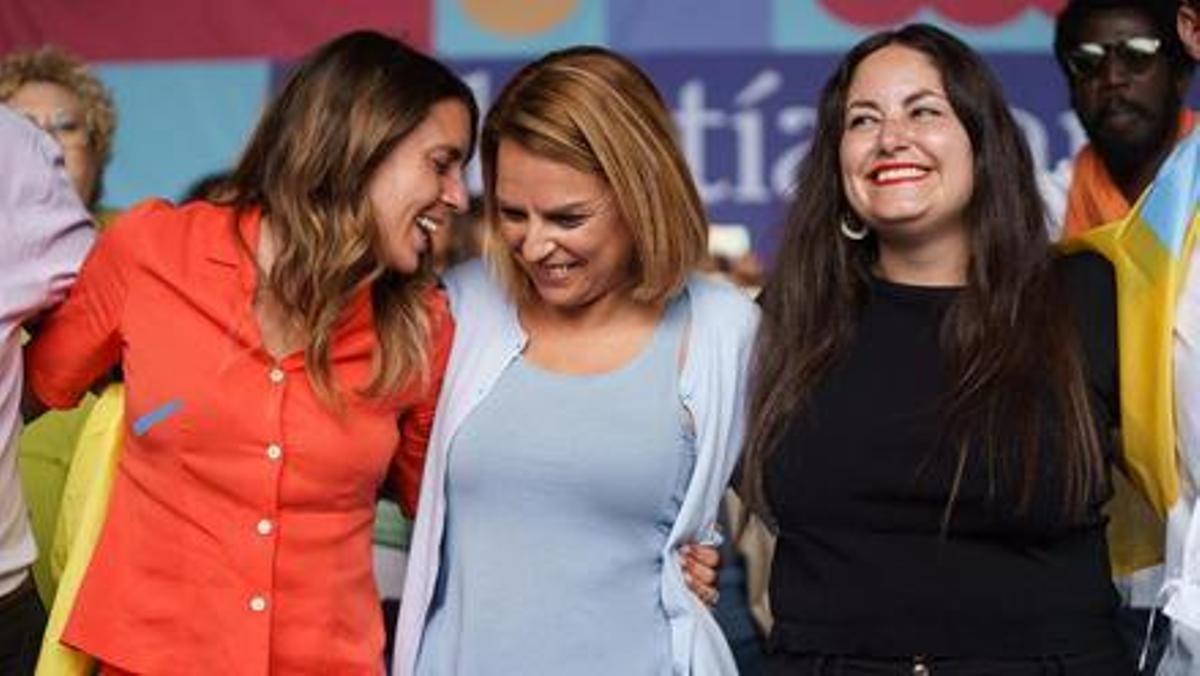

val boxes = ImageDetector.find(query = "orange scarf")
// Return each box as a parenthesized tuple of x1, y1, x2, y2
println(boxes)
(1063, 109, 1196, 240)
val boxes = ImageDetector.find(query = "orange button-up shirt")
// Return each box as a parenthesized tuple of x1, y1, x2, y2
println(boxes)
(26, 200, 451, 674)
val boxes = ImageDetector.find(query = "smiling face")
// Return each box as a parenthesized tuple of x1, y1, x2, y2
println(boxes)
(839, 44, 974, 259)
(367, 99, 472, 275)
(1069, 8, 1184, 164)
(494, 139, 637, 314)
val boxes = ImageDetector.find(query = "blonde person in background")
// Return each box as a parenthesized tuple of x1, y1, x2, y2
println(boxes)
(0, 45, 117, 610)
(394, 46, 756, 676)
(0, 46, 116, 216)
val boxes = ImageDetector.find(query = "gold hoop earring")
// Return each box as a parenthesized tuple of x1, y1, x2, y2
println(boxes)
(840, 215, 868, 241)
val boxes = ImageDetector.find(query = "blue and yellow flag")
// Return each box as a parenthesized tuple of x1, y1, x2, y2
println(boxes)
(1065, 129, 1200, 575)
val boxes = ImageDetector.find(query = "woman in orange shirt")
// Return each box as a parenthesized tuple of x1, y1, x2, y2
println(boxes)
(23, 31, 477, 674)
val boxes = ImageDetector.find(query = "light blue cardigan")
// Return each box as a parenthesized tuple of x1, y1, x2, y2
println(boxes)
(392, 260, 758, 676)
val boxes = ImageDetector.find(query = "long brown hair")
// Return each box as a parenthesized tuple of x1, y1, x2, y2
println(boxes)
(741, 24, 1104, 526)
(223, 30, 478, 404)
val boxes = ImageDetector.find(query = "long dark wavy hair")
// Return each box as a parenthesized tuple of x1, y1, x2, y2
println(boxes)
(741, 24, 1104, 528)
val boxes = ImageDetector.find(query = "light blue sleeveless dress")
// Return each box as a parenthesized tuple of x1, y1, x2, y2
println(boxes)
(415, 293, 695, 675)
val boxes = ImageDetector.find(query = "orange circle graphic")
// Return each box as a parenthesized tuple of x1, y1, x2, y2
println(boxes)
(459, 0, 579, 37)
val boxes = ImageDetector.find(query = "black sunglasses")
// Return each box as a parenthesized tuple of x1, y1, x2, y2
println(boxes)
(1065, 36, 1164, 79)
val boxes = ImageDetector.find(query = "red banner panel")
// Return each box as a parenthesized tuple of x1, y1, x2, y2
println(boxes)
(0, 0, 431, 61)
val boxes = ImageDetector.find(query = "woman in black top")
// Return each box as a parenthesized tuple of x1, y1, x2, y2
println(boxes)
(742, 24, 1133, 675)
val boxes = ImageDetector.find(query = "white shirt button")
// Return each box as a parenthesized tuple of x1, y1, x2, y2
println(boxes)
(268, 367, 285, 384)
(256, 518, 274, 536)
(266, 443, 283, 461)
(249, 595, 267, 612)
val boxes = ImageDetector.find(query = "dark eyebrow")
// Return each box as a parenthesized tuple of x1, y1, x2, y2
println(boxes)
(903, 89, 946, 106)
(845, 100, 880, 113)
(432, 144, 465, 161)
(846, 88, 946, 113)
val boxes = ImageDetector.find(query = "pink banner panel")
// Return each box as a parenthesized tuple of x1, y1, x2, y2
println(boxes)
(0, 0, 432, 61)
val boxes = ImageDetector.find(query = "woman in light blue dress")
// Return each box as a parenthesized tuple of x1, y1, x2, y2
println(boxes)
(392, 47, 758, 676)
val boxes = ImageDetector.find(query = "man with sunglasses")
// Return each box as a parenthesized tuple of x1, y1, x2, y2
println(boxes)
(1051, 0, 1196, 240)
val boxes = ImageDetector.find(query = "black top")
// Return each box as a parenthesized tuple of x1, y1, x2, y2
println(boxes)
(766, 251, 1121, 658)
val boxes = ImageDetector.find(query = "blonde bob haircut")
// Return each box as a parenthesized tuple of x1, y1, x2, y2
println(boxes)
(480, 46, 707, 304)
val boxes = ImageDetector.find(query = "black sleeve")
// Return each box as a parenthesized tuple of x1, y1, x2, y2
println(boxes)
(1055, 250, 1119, 425)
